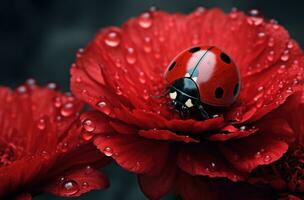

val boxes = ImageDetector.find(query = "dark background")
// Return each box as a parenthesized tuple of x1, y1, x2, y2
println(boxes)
(0, 0, 302, 199)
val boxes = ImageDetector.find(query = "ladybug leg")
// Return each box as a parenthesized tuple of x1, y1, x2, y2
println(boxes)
(198, 104, 209, 119)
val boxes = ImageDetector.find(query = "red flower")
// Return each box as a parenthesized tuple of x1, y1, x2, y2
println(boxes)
(71, 8, 304, 199)
(0, 81, 110, 199)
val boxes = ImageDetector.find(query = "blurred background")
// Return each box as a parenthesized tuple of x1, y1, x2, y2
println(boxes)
(0, 0, 302, 199)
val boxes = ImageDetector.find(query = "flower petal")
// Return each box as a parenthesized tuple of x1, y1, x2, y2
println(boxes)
(139, 129, 199, 143)
(94, 135, 169, 174)
(44, 167, 109, 197)
(138, 152, 177, 200)
(177, 142, 244, 181)
(208, 125, 258, 141)
(219, 134, 288, 172)
(175, 172, 219, 200)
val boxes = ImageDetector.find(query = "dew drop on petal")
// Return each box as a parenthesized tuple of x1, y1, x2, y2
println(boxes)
(37, 118, 46, 130)
(138, 12, 153, 29)
(60, 102, 75, 117)
(255, 151, 262, 158)
(82, 131, 94, 141)
(104, 147, 113, 157)
(17, 85, 27, 94)
(267, 51, 274, 62)
(268, 37, 275, 47)
(58, 142, 69, 153)
(263, 155, 272, 162)
(82, 182, 89, 188)
(143, 37, 152, 53)
(62, 180, 79, 196)
(258, 32, 265, 38)
(257, 86, 264, 92)
(82, 119, 96, 133)
(104, 31, 121, 47)
(239, 126, 246, 131)
(85, 165, 93, 175)
(287, 41, 294, 49)
(126, 47, 137, 64)
(246, 9, 263, 26)
(116, 86, 122, 95)
(96, 101, 111, 115)
(280, 51, 290, 62)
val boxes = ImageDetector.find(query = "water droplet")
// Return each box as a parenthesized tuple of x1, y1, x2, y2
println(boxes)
(194, 7, 205, 16)
(258, 32, 265, 38)
(17, 85, 27, 93)
(126, 47, 137, 64)
(82, 119, 96, 132)
(280, 50, 289, 62)
(37, 118, 46, 130)
(62, 180, 79, 196)
(104, 31, 121, 47)
(255, 151, 261, 158)
(116, 86, 122, 95)
(143, 37, 152, 53)
(257, 86, 264, 92)
(53, 97, 62, 108)
(82, 131, 94, 141)
(278, 64, 286, 74)
(239, 126, 246, 131)
(267, 51, 274, 62)
(26, 78, 36, 86)
(60, 103, 75, 117)
(85, 165, 93, 174)
(268, 37, 274, 47)
(82, 182, 89, 188)
(104, 147, 113, 157)
(76, 77, 82, 83)
(138, 12, 153, 29)
(263, 155, 272, 162)
(287, 41, 294, 49)
(47, 82, 58, 90)
(246, 9, 263, 26)
(96, 101, 111, 115)
(58, 142, 69, 152)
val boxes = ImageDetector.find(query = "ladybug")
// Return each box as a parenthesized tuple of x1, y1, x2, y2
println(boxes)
(164, 46, 241, 119)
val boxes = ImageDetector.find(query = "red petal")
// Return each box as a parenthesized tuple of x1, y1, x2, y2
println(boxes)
(177, 142, 244, 181)
(138, 152, 177, 199)
(176, 172, 274, 200)
(208, 125, 258, 141)
(166, 117, 225, 134)
(80, 111, 114, 135)
(44, 167, 109, 197)
(219, 134, 288, 172)
(94, 135, 169, 174)
(139, 129, 199, 143)
(175, 172, 219, 200)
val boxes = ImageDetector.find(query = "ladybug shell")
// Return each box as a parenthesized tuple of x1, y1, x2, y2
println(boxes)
(164, 46, 241, 107)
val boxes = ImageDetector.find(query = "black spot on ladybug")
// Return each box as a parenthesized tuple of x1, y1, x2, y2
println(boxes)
(188, 47, 201, 53)
(220, 52, 231, 64)
(233, 83, 240, 96)
(168, 61, 176, 71)
(215, 87, 224, 99)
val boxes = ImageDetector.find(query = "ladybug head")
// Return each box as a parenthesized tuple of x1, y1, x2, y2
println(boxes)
(169, 77, 200, 109)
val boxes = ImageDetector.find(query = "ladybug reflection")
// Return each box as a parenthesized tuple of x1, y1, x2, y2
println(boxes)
(164, 46, 241, 119)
